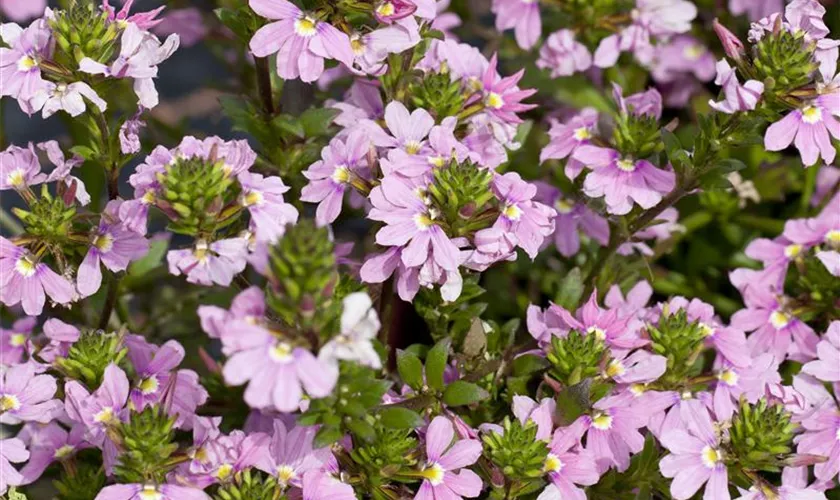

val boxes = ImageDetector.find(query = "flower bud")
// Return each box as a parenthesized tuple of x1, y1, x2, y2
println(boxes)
(713, 19, 745, 61)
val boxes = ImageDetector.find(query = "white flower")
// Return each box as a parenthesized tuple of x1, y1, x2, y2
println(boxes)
(318, 292, 382, 369)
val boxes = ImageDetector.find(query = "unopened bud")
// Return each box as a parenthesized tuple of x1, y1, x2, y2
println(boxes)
(713, 19, 745, 61)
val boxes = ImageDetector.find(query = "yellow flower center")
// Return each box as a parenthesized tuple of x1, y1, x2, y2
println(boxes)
(573, 127, 591, 141)
(427, 155, 446, 168)
(629, 383, 647, 396)
(422, 462, 445, 485)
(503, 203, 522, 220)
(485, 92, 504, 109)
(543, 453, 564, 473)
(277, 465, 297, 486)
(683, 44, 704, 60)
(701, 446, 723, 468)
(770, 310, 791, 329)
(139, 376, 159, 395)
(0, 394, 21, 412)
(376, 2, 395, 16)
(15, 256, 36, 278)
(605, 359, 626, 378)
(405, 140, 423, 154)
(414, 213, 435, 230)
(194, 240, 210, 263)
(587, 326, 606, 341)
(555, 199, 574, 214)
(718, 369, 739, 386)
(9, 333, 26, 347)
(784, 244, 802, 258)
(699, 322, 716, 338)
(138, 485, 163, 500)
(54, 444, 75, 459)
(141, 191, 156, 204)
(94, 407, 117, 424)
(826, 230, 840, 246)
(17, 55, 38, 71)
(269, 342, 293, 363)
(616, 159, 636, 172)
(7, 168, 26, 187)
(591, 413, 613, 430)
(216, 463, 234, 481)
(332, 165, 351, 183)
(801, 106, 822, 124)
(93, 233, 115, 253)
(294, 16, 318, 37)
(242, 190, 264, 207)
(350, 36, 366, 56)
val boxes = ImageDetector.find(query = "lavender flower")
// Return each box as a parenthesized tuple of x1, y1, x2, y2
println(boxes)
(0, 438, 28, 495)
(537, 30, 592, 78)
(491, 0, 541, 50)
(19, 423, 89, 484)
(238, 172, 299, 243)
(415, 416, 483, 500)
(0, 237, 76, 316)
(491, 172, 556, 259)
(0, 362, 60, 424)
(95, 483, 210, 500)
(248, 0, 354, 82)
(764, 95, 840, 167)
(255, 419, 333, 489)
(0, 18, 52, 114)
(0, 316, 36, 366)
(167, 237, 249, 287)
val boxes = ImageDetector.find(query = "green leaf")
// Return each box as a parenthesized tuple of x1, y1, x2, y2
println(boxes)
(554, 268, 584, 310)
(397, 350, 424, 390)
(555, 380, 590, 425)
(442, 381, 490, 406)
(314, 425, 343, 448)
(512, 354, 549, 376)
(299, 107, 339, 137)
(425, 337, 451, 391)
(346, 418, 376, 443)
(271, 114, 305, 139)
(69, 145, 97, 160)
(378, 407, 424, 429)
(127, 238, 168, 277)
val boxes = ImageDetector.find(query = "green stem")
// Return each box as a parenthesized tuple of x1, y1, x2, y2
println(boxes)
(254, 56, 275, 115)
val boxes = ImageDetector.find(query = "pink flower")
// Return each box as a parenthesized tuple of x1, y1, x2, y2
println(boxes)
(125, 336, 208, 429)
(301, 130, 372, 226)
(79, 23, 179, 109)
(363, 101, 435, 154)
(77, 200, 149, 298)
(576, 399, 648, 473)
(238, 172, 299, 243)
(0, 362, 60, 424)
(368, 176, 460, 272)
(0, 0, 46, 22)
(534, 182, 610, 258)
(220, 322, 338, 412)
(512, 396, 555, 440)
(18, 423, 89, 485)
(32, 80, 107, 119)
(478, 54, 537, 125)
(380, 117, 473, 179)
(95, 483, 210, 500)
(0, 18, 52, 114)
(539, 426, 599, 500)
(39, 318, 81, 363)
(764, 96, 839, 167)
(198, 286, 266, 339)
(255, 419, 333, 488)
(796, 403, 840, 483)
(153, 8, 208, 47)
(573, 145, 676, 215)
(708, 59, 764, 114)
(731, 286, 819, 362)
(729, 0, 782, 21)
(0, 143, 43, 190)
(651, 36, 716, 85)
(415, 416, 483, 500)
(167, 237, 249, 287)
(659, 407, 730, 500)
(539, 108, 598, 175)
(0, 438, 28, 495)
(119, 112, 145, 155)
(0, 316, 36, 366)
(491, 0, 541, 50)
(712, 353, 780, 420)
(802, 322, 840, 382)
(64, 364, 130, 448)
(248, 0, 354, 83)
(0, 237, 75, 316)
(537, 30, 591, 77)
(103, 0, 165, 30)
(491, 172, 556, 259)
(302, 470, 356, 500)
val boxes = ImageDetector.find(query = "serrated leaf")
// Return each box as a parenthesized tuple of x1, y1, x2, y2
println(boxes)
(442, 381, 489, 406)
(397, 350, 424, 390)
(314, 425, 343, 448)
(554, 268, 584, 310)
(425, 338, 450, 391)
(299, 107, 339, 137)
(378, 407, 424, 429)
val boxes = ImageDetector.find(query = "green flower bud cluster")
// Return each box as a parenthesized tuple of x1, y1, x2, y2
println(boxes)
(728, 398, 797, 472)
(753, 29, 818, 95)
(54, 461, 106, 500)
(426, 160, 496, 238)
(647, 310, 707, 386)
(112, 407, 179, 483)
(409, 69, 466, 122)
(54, 329, 128, 389)
(482, 418, 550, 483)
(14, 185, 77, 242)
(156, 156, 241, 237)
(613, 110, 662, 160)
(213, 470, 283, 500)
(299, 363, 392, 447)
(265, 219, 340, 336)
(349, 428, 419, 490)
(48, 1, 120, 68)
(545, 330, 608, 386)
